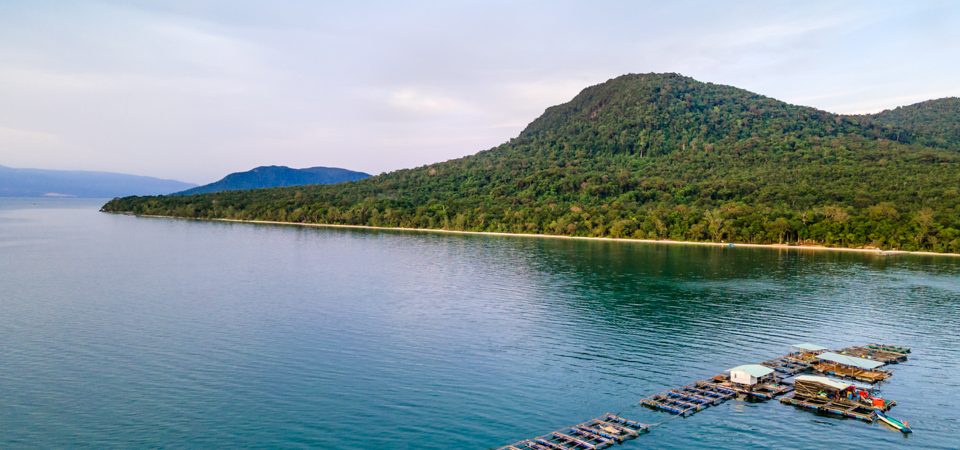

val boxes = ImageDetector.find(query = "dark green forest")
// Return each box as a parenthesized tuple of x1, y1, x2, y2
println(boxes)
(103, 74, 960, 253)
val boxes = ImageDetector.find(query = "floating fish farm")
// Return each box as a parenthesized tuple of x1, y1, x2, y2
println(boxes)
(496, 342, 913, 449)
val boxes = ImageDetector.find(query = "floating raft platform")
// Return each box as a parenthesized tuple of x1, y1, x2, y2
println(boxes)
(838, 346, 909, 365)
(810, 351, 894, 383)
(761, 356, 812, 377)
(641, 393, 705, 417)
(781, 374, 899, 425)
(677, 384, 737, 404)
(697, 375, 793, 400)
(810, 362, 891, 384)
(867, 344, 910, 355)
(780, 394, 883, 422)
(640, 380, 739, 416)
(499, 413, 648, 450)
(498, 343, 911, 447)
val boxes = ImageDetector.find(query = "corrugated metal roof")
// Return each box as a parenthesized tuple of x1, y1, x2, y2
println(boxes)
(817, 352, 885, 370)
(728, 364, 774, 377)
(795, 375, 851, 390)
(792, 343, 828, 352)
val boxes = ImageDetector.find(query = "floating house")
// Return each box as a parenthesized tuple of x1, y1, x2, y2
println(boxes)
(781, 374, 897, 422)
(728, 364, 775, 386)
(794, 375, 850, 392)
(812, 352, 891, 383)
(817, 352, 885, 370)
(707, 364, 792, 399)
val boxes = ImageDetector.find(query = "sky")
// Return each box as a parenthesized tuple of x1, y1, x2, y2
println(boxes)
(1, 1, 958, 183)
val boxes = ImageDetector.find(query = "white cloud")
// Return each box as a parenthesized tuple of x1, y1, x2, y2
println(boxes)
(0, 68, 111, 92)
(387, 89, 475, 115)
(0, 126, 65, 168)
(503, 77, 597, 108)
(0, 1, 958, 181)
(0, 126, 61, 146)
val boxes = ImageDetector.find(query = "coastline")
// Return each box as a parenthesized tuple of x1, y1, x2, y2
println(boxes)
(113, 213, 960, 258)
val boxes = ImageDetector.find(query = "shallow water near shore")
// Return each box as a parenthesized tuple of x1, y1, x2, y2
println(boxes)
(1, 198, 958, 449)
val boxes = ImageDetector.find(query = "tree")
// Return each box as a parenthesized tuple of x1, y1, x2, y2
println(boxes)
(705, 209, 725, 242)
(767, 217, 792, 244)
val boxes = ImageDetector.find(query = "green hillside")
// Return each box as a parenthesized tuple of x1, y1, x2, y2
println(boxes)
(102, 74, 960, 253)
(867, 98, 960, 149)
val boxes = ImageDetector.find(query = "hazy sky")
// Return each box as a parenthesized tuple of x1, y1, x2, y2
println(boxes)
(2, 1, 958, 183)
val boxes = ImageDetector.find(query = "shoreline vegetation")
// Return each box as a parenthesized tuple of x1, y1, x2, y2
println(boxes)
(100, 74, 960, 254)
(114, 213, 960, 258)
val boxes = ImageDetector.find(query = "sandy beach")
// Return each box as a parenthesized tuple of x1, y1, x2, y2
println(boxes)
(120, 213, 960, 258)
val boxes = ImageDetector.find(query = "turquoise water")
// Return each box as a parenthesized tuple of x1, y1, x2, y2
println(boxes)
(1, 198, 958, 449)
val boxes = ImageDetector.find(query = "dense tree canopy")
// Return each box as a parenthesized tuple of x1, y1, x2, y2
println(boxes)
(866, 97, 960, 149)
(102, 74, 960, 253)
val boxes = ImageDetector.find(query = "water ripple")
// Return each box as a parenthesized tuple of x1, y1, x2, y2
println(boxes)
(0, 200, 958, 449)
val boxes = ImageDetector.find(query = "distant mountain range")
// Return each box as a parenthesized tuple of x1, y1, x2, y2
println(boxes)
(0, 165, 195, 198)
(176, 166, 370, 195)
(103, 73, 960, 253)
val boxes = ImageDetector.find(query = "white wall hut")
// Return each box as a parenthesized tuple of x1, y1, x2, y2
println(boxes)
(728, 364, 774, 386)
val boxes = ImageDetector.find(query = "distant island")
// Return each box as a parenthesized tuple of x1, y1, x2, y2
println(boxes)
(176, 165, 371, 195)
(1, 165, 195, 198)
(103, 73, 960, 254)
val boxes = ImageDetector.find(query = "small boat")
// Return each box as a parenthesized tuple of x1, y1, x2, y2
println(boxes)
(874, 410, 912, 434)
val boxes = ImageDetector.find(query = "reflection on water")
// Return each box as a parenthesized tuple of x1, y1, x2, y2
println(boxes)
(0, 198, 958, 449)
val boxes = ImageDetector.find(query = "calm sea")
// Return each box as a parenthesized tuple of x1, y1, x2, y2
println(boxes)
(1, 198, 958, 449)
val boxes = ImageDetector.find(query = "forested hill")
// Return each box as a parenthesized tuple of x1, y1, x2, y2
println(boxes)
(519, 74, 895, 147)
(867, 98, 960, 149)
(175, 165, 370, 195)
(103, 73, 960, 253)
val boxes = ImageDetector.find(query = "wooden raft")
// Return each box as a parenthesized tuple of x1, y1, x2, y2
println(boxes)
(761, 356, 812, 376)
(838, 346, 909, 365)
(867, 344, 911, 355)
(499, 413, 648, 450)
(810, 362, 891, 384)
(640, 377, 749, 417)
(780, 394, 882, 422)
(697, 375, 793, 400)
